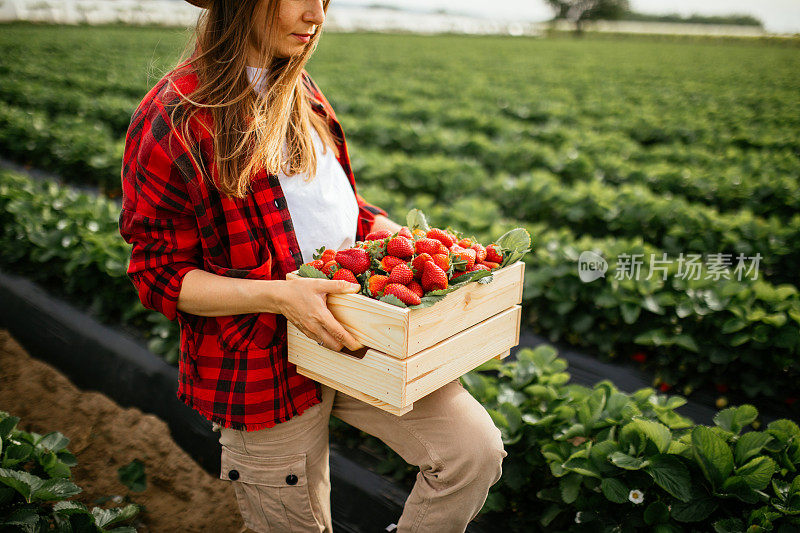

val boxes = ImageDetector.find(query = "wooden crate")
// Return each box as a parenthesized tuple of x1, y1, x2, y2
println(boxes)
(288, 305, 520, 415)
(285, 260, 524, 359)
(285, 261, 524, 414)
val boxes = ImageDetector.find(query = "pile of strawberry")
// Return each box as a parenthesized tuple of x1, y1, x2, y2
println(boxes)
(299, 225, 506, 307)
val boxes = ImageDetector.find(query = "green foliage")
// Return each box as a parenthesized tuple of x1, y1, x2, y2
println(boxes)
(463, 347, 800, 531)
(0, 411, 140, 532)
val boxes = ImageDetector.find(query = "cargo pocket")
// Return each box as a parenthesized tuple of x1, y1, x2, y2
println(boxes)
(220, 446, 319, 532)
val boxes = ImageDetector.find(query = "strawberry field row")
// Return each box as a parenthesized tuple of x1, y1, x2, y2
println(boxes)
(2, 166, 798, 410)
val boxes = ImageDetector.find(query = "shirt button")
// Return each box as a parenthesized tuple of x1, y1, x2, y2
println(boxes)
(228, 469, 240, 481)
(274, 198, 281, 209)
(286, 474, 298, 485)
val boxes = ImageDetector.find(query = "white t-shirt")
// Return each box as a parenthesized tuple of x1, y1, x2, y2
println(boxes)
(246, 66, 358, 263)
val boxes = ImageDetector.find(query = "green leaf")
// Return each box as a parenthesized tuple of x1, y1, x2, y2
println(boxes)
(712, 518, 745, 533)
(562, 457, 601, 478)
(609, 452, 649, 470)
(0, 468, 42, 503)
(3, 442, 33, 467)
(713, 405, 758, 434)
(645, 454, 692, 502)
(632, 418, 672, 454)
(118, 459, 147, 492)
(297, 264, 327, 279)
(0, 415, 20, 440)
(495, 227, 531, 254)
(32, 478, 81, 501)
(559, 473, 581, 504)
(378, 294, 407, 308)
(406, 209, 430, 232)
(600, 477, 628, 503)
(35, 432, 70, 453)
(644, 501, 670, 525)
(734, 432, 773, 465)
(734, 456, 776, 490)
(691, 426, 734, 490)
(720, 475, 759, 503)
(92, 504, 139, 528)
(671, 498, 718, 523)
(620, 303, 641, 324)
(53, 500, 90, 516)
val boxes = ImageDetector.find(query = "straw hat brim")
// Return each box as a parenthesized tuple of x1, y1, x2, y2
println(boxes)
(185, 0, 210, 8)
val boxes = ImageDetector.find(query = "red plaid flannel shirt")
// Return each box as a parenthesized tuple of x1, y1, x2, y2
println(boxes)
(118, 57, 387, 431)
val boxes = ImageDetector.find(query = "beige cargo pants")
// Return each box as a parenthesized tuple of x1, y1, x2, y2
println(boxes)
(215, 379, 506, 533)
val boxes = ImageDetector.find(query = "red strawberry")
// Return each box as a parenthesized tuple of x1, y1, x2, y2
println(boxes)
(305, 259, 325, 271)
(659, 382, 672, 392)
(451, 270, 469, 281)
(470, 243, 487, 263)
(426, 228, 453, 248)
(389, 263, 414, 285)
(469, 263, 491, 273)
(631, 352, 647, 364)
(381, 255, 406, 272)
(414, 238, 441, 257)
(332, 268, 358, 284)
(387, 236, 414, 259)
(481, 261, 500, 270)
(455, 248, 476, 270)
(398, 227, 413, 239)
(320, 249, 337, 263)
(335, 248, 370, 275)
(407, 280, 424, 298)
(485, 244, 503, 263)
(458, 238, 473, 248)
(367, 274, 389, 296)
(412, 253, 433, 279)
(384, 283, 421, 306)
(432, 253, 449, 272)
(366, 230, 392, 241)
(322, 260, 338, 276)
(422, 261, 448, 292)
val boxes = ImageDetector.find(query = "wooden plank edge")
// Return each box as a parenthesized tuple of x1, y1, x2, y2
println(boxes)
(296, 367, 414, 416)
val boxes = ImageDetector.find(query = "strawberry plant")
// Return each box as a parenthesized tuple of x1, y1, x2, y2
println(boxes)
(0, 411, 140, 532)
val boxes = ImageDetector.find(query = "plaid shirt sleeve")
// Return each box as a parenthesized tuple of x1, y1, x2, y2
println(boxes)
(118, 94, 202, 322)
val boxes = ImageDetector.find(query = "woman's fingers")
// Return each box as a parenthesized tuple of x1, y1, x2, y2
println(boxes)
(320, 279, 360, 295)
(318, 307, 362, 351)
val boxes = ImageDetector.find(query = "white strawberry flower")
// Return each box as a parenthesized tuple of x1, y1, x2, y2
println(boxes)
(628, 489, 644, 504)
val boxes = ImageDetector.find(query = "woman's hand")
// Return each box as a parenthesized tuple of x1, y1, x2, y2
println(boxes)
(277, 278, 363, 352)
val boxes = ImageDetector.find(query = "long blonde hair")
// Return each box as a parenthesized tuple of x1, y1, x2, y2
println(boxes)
(168, 0, 338, 199)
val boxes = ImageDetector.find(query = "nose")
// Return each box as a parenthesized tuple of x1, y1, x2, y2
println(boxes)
(304, 0, 325, 28)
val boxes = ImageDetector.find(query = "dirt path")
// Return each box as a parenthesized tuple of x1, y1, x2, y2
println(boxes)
(0, 328, 251, 533)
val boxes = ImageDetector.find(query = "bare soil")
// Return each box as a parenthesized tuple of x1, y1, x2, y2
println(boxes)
(0, 328, 251, 533)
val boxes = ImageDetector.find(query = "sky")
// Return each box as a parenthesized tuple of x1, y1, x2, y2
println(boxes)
(337, 0, 800, 34)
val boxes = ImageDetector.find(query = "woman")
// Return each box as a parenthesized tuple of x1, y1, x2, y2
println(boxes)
(118, 1, 506, 531)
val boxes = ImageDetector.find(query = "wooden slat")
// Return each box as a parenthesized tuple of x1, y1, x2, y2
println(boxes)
(285, 271, 410, 357)
(287, 321, 406, 406)
(402, 306, 521, 405)
(295, 367, 414, 416)
(494, 349, 511, 360)
(406, 261, 524, 356)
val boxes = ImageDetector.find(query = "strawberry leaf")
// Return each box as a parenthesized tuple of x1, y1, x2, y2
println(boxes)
(409, 296, 445, 309)
(496, 228, 531, 254)
(312, 246, 327, 261)
(298, 264, 327, 279)
(406, 209, 430, 232)
(379, 294, 407, 308)
(451, 269, 493, 285)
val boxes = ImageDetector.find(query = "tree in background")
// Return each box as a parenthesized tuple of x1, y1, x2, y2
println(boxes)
(545, 0, 631, 35)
